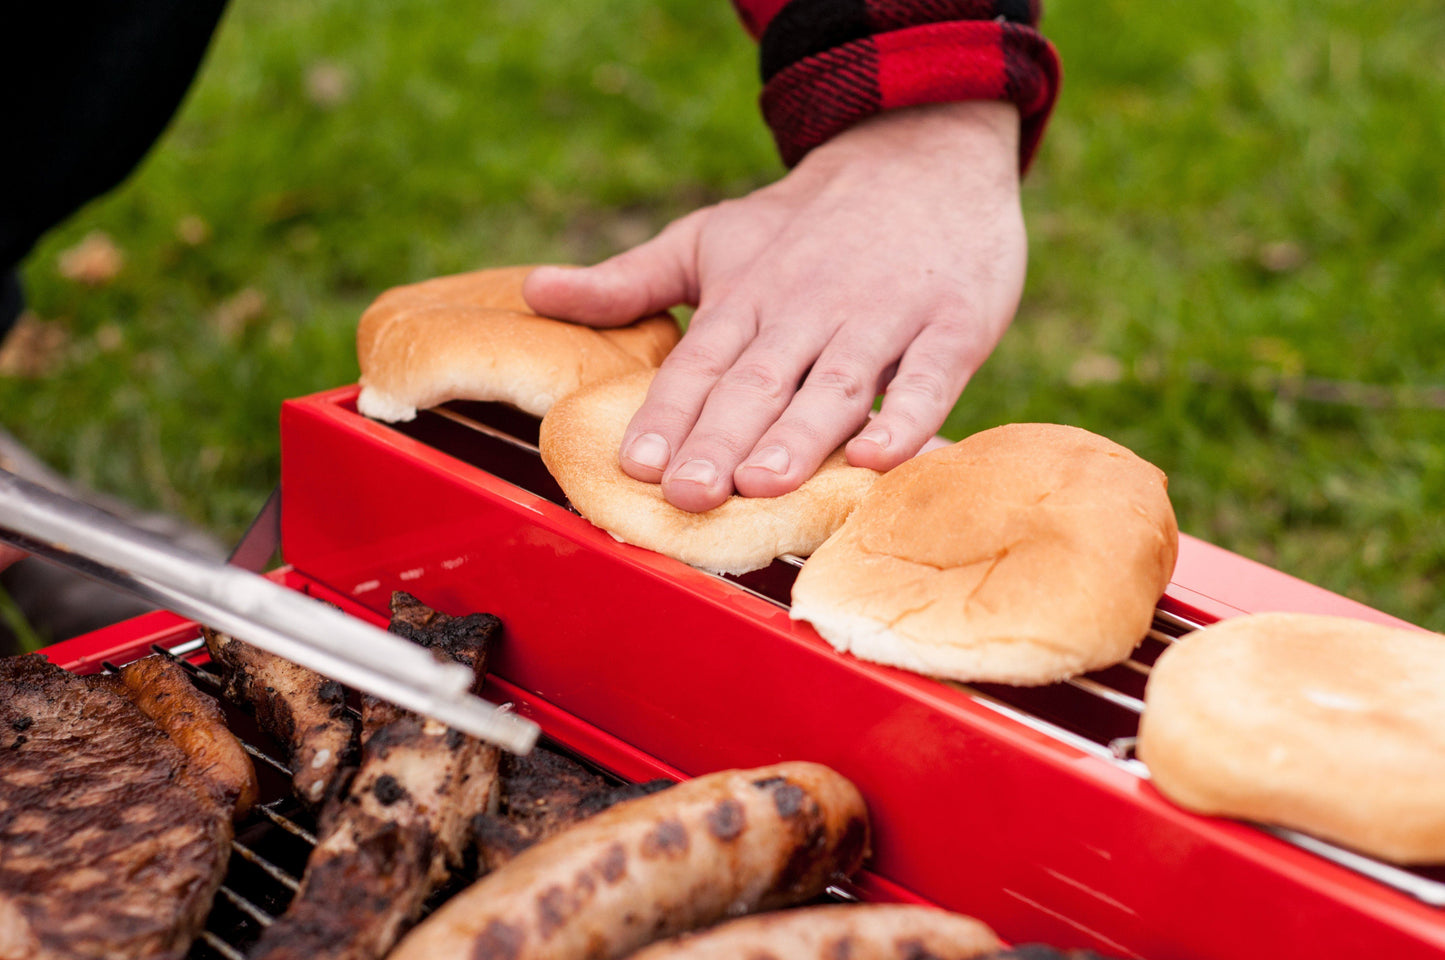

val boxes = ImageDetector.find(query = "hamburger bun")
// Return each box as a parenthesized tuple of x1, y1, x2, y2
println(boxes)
(539, 370, 880, 576)
(1138, 612, 1445, 863)
(790, 423, 1178, 685)
(356, 265, 680, 421)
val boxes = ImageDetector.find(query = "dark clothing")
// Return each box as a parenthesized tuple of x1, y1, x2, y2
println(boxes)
(0, 0, 230, 333)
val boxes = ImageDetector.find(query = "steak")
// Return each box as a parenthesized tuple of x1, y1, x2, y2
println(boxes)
(0, 654, 256, 960)
(473, 746, 672, 870)
(203, 623, 357, 808)
(246, 593, 503, 960)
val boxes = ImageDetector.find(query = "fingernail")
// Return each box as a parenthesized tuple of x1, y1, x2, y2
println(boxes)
(625, 433, 670, 471)
(855, 427, 891, 449)
(744, 445, 791, 476)
(670, 458, 718, 487)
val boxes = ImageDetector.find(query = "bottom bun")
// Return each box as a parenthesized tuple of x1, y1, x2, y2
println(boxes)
(1139, 612, 1445, 864)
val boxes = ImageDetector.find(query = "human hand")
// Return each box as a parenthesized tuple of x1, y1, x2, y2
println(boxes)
(524, 100, 1026, 513)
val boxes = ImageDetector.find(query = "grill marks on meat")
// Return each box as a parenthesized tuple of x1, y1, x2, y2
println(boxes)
(246, 593, 503, 960)
(0, 654, 255, 960)
(474, 747, 673, 871)
(389, 762, 869, 960)
(202, 625, 356, 808)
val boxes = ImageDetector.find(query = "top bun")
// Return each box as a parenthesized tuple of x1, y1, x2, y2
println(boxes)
(356, 266, 680, 421)
(539, 370, 880, 576)
(1139, 612, 1445, 864)
(790, 423, 1179, 685)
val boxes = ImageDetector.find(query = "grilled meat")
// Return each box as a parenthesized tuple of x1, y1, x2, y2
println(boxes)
(203, 624, 357, 807)
(474, 746, 672, 870)
(0, 654, 256, 960)
(106, 654, 258, 815)
(246, 593, 503, 960)
(626, 904, 1002, 960)
(391, 761, 870, 960)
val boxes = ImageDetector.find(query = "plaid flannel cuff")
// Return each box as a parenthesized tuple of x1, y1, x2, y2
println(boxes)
(757, 3, 1060, 171)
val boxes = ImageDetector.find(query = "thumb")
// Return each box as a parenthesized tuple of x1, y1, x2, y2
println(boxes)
(522, 209, 707, 327)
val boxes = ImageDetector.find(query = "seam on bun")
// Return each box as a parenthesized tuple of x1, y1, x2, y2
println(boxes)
(790, 422, 1179, 686)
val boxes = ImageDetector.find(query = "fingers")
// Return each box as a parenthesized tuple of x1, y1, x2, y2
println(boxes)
(615, 304, 757, 484)
(640, 318, 830, 513)
(846, 321, 983, 472)
(732, 329, 896, 499)
(521, 210, 708, 326)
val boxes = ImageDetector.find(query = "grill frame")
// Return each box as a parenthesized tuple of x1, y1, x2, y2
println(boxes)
(42, 382, 1443, 960)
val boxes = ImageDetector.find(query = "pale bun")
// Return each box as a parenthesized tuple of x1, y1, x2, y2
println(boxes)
(539, 370, 879, 576)
(790, 423, 1178, 685)
(1138, 612, 1445, 864)
(356, 265, 680, 421)
(627, 904, 1002, 959)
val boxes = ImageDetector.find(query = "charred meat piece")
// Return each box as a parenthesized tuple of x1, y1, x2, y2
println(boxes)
(246, 593, 503, 960)
(474, 746, 672, 870)
(203, 624, 357, 807)
(0, 654, 256, 960)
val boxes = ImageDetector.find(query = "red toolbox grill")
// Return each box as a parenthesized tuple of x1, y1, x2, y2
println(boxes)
(34, 385, 1445, 960)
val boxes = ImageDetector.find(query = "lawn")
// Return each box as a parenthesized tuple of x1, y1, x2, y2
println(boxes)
(4, 0, 1442, 631)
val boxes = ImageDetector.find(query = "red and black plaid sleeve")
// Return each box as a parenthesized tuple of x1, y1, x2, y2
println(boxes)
(731, 0, 1060, 171)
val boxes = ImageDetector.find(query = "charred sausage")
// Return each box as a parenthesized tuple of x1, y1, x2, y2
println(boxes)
(389, 761, 870, 960)
(628, 904, 1002, 960)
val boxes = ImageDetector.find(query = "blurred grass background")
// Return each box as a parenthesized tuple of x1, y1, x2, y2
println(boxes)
(3, 0, 1442, 630)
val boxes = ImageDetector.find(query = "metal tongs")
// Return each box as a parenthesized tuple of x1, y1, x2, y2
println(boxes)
(0, 467, 538, 754)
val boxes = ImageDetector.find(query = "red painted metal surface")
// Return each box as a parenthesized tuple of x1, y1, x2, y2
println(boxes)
(264, 384, 1445, 960)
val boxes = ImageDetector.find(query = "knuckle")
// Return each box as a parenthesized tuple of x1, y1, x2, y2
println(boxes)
(890, 368, 955, 411)
(686, 429, 755, 460)
(720, 361, 793, 403)
(665, 343, 730, 381)
(806, 364, 873, 404)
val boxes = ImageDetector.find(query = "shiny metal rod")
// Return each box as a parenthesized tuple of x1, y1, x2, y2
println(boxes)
(0, 467, 538, 754)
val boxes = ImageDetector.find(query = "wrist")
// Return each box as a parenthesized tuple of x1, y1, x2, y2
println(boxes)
(798, 101, 1021, 188)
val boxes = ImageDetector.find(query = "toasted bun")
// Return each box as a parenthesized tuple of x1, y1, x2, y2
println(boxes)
(539, 370, 880, 576)
(790, 423, 1178, 685)
(356, 265, 680, 421)
(1138, 612, 1445, 863)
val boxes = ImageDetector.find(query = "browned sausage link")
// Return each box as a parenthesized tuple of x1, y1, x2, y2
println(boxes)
(628, 904, 1002, 960)
(389, 761, 870, 960)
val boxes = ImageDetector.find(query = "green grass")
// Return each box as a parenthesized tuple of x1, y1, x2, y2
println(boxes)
(5, 0, 1443, 629)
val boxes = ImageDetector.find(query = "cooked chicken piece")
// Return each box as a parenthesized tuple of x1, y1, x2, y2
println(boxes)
(0, 654, 255, 960)
(203, 623, 357, 807)
(105, 653, 258, 815)
(473, 746, 672, 870)
(246, 593, 502, 960)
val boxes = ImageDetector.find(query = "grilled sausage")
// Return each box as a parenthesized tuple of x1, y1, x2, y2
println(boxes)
(628, 904, 1002, 960)
(389, 761, 870, 960)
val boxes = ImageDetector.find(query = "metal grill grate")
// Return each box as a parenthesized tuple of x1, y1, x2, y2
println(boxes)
(101, 634, 860, 959)
(391, 400, 1445, 909)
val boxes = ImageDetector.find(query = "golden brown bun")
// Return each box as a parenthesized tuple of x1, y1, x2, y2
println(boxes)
(355, 265, 680, 421)
(790, 423, 1178, 685)
(539, 370, 880, 576)
(1138, 612, 1445, 864)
